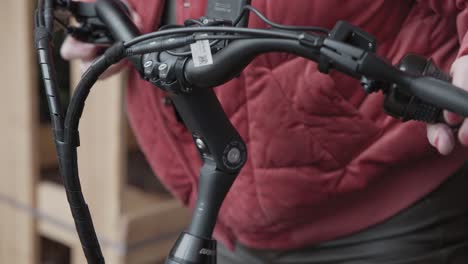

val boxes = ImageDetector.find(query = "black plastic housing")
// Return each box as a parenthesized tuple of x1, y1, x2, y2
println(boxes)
(206, 0, 252, 26)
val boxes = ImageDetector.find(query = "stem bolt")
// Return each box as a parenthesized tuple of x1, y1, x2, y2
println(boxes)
(227, 148, 241, 165)
(196, 138, 206, 151)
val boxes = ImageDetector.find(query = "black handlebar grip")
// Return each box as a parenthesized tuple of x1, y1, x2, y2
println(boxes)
(386, 54, 467, 123)
(419, 59, 457, 124)
(94, 0, 142, 68)
(404, 76, 468, 117)
(424, 60, 451, 83)
(406, 57, 451, 123)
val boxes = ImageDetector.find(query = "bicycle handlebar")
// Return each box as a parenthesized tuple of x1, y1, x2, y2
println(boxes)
(403, 76, 468, 116)
(95, 0, 139, 41)
(92, 0, 468, 118)
(36, 1, 468, 264)
(184, 38, 321, 88)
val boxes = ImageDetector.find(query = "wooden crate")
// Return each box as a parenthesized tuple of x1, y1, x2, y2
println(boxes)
(0, 1, 38, 263)
(0, 1, 190, 263)
(37, 182, 189, 264)
(35, 56, 190, 264)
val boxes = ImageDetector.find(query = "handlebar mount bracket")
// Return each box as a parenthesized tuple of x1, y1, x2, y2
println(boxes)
(55, 0, 124, 44)
(318, 21, 376, 74)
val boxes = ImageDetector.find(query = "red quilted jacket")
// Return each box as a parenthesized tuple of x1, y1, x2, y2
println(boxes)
(125, 0, 468, 250)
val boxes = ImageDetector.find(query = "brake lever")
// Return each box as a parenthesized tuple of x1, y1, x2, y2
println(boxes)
(318, 22, 464, 126)
(67, 20, 113, 45)
(55, 1, 115, 45)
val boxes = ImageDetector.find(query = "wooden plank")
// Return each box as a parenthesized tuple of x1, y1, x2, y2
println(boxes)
(127, 123, 139, 151)
(70, 64, 127, 241)
(126, 238, 177, 264)
(0, 1, 39, 263)
(122, 184, 167, 214)
(39, 125, 58, 169)
(38, 181, 187, 263)
(71, 245, 87, 264)
(123, 188, 190, 263)
(124, 199, 190, 245)
(37, 182, 77, 245)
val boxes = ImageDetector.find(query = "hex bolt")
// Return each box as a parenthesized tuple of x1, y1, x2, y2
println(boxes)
(144, 60, 153, 68)
(227, 147, 241, 165)
(195, 138, 206, 151)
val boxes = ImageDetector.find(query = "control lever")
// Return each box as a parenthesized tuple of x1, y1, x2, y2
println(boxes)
(384, 54, 453, 123)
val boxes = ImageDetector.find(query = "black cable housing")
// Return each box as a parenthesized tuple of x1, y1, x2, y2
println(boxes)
(125, 26, 302, 47)
(59, 56, 110, 264)
(35, 0, 64, 140)
(34, 2, 124, 263)
(242, 5, 330, 34)
(37, 0, 45, 27)
(44, 0, 55, 31)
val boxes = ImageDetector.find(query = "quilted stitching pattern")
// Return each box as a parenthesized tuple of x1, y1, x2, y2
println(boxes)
(126, 0, 468, 249)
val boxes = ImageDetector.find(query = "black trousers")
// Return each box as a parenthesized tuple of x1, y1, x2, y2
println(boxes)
(218, 163, 468, 264)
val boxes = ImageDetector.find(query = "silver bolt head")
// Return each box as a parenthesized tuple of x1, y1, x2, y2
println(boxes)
(158, 63, 168, 71)
(195, 138, 206, 150)
(144, 61, 153, 68)
(227, 148, 241, 164)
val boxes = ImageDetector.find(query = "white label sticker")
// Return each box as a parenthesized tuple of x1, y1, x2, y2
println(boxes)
(190, 37, 213, 67)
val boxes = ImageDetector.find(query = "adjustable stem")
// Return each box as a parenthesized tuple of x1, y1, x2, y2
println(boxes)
(187, 160, 238, 238)
(167, 160, 238, 264)
(169, 89, 247, 173)
(163, 87, 246, 264)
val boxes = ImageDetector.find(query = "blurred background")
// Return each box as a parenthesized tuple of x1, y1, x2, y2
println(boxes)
(0, 1, 188, 263)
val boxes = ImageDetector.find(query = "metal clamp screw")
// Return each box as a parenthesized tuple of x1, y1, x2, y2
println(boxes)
(227, 147, 241, 165)
(196, 138, 206, 151)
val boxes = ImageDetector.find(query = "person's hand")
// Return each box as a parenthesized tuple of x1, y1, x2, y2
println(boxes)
(427, 55, 468, 155)
(60, 0, 142, 79)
